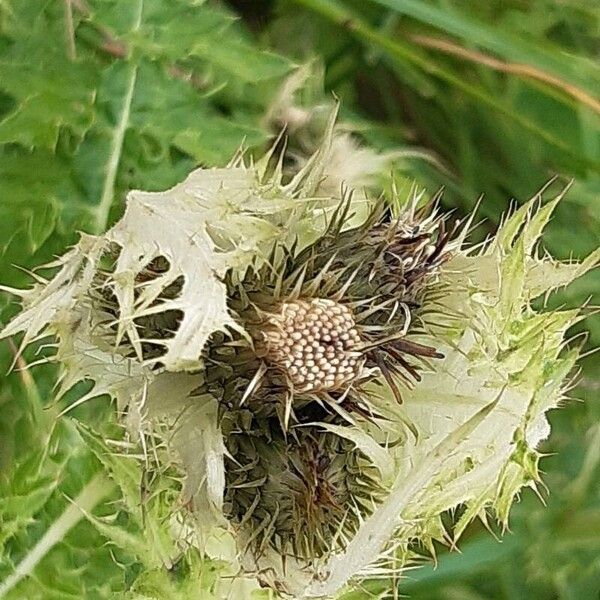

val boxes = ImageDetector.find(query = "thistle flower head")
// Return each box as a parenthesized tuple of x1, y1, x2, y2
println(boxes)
(1, 111, 598, 599)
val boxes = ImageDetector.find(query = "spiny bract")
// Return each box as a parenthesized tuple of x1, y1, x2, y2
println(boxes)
(1, 111, 598, 598)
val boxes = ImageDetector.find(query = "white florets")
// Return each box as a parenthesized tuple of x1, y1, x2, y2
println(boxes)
(262, 298, 364, 392)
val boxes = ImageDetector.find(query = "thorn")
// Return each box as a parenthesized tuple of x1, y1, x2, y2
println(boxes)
(240, 362, 267, 405)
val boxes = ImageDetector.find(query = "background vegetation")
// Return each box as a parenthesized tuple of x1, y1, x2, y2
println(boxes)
(0, 0, 598, 598)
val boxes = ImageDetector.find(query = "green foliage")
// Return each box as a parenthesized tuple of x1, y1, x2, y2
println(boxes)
(0, 361, 122, 599)
(0, 0, 292, 292)
(0, 0, 598, 598)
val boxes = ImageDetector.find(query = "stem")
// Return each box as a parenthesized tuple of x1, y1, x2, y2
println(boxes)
(93, 0, 144, 234)
(0, 473, 115, 599)
(567, 424, 600, 504)
(63, 0, 76, 60)
(409, 33, 600, 116)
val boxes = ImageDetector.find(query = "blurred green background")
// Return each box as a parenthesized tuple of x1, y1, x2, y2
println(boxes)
(0, 1, 598, 598)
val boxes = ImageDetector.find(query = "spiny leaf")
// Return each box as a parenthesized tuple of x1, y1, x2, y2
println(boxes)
(0, 1, 97, 148)
(123, 2, 293, 81)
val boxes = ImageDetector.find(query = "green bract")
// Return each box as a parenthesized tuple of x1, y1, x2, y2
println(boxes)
(1, 115, 598, 599)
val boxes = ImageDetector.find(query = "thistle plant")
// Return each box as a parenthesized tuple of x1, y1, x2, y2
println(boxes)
(1, 110, 598, 599)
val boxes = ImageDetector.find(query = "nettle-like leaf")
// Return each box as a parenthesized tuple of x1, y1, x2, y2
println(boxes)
(0, 0, 293, 299)
(0, 1, 97, 148)
(1, 120, 598, 600)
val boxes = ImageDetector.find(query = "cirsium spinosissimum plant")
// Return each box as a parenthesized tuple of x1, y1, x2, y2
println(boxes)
(1, 111, 598, 598)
